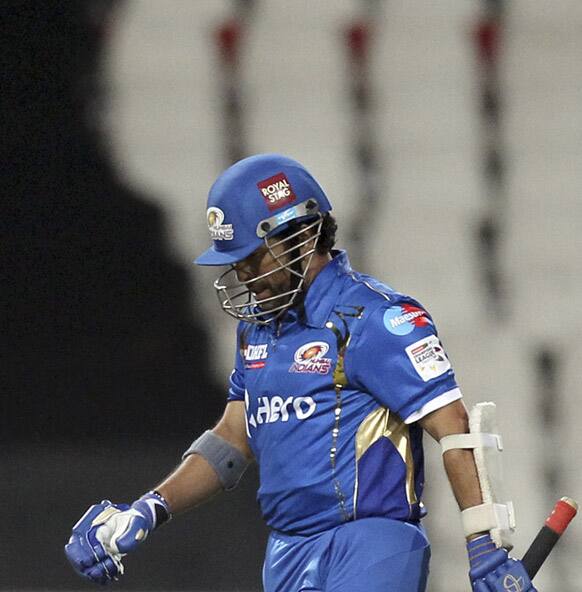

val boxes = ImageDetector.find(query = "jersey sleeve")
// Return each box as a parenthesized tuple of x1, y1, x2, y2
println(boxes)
(227, 324, 246, 402)
(345, 297, 461, 422)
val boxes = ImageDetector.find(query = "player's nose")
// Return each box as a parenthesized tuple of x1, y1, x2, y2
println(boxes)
(233, 262, 253, 283)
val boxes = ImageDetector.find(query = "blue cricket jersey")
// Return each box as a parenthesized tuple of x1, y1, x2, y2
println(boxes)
(227, 250, 461, 536)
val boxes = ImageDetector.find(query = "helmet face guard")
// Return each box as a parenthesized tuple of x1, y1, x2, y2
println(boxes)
(194, 154, 333, 323)
(213, 214, 323, 325)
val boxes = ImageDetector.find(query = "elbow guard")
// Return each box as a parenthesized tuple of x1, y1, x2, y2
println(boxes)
(440, 402, 516, 549)
(183, 430, 251, 491)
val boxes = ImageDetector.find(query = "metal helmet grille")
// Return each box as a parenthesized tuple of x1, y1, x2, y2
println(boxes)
(213, 215, 324, 325)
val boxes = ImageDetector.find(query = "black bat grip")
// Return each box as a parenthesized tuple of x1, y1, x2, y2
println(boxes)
(521, 525, 560, 579)
(521, 497, 577, 580)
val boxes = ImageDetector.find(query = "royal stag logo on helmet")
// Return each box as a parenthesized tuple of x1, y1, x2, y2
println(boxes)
(257, 172, 297, 211)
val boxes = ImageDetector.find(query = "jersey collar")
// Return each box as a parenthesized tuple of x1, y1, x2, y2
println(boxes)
(302, 249, 352, 328)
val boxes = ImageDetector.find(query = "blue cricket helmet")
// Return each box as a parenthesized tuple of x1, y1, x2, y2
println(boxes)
(195, 154, 332, 266)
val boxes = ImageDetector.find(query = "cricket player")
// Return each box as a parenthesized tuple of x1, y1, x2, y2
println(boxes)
(65, 154, 535, 591)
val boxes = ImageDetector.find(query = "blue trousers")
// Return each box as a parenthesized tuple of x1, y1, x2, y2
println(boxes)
(263, 517, 430, 592)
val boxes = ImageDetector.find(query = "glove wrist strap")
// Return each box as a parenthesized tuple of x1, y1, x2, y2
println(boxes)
(146, 490, 172, 528)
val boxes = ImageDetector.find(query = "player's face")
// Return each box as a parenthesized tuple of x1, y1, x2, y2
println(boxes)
(233, 239, 293, 311)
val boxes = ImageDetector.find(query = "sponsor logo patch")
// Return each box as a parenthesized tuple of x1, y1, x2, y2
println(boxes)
(383, 304, 432, 336)
(289, 341, 332, 375)
(405, 335, 451, 382)
(243, 343, 268, 369)
(257, 172, 297, 211)
(246, 394, 316, 432)
(207, 207, 233, 240)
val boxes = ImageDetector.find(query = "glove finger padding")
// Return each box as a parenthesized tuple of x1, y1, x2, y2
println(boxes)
(66, 534, 122, 584)
(65, 501, 127, 583)
(84, 561, 117, 586)
(472, 581, 493, 592)
(65, 536, 96, 570)
(469, 547, 509, 581)
(97, 554, 124, 580)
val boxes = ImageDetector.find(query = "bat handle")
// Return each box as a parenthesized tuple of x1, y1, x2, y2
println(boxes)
(521, 497, 578, 579)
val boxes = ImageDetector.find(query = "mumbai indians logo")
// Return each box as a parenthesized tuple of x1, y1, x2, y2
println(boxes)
(289, 341, 332, 375)
(503, 574, 525, 592)
(207, 207, 233, 240)
(383, 304, 432, 336)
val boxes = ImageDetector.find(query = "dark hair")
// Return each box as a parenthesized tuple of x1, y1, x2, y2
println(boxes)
(316, 213, 337, 254)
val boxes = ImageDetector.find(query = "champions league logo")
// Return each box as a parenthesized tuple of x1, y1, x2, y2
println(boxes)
(405, 335, 451, 382)
(207, 207, 233, 240)
(383, 304, 432, 336)
(289, 341, 332, 375)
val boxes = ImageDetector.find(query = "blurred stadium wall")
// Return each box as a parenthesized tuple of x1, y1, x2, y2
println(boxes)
(2, 1, 581, 590)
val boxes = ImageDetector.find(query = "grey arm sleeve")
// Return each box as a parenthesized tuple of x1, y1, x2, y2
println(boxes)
(182, 430, 251, 490)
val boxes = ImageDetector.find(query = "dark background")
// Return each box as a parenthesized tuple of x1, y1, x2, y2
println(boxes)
(3, 1, 581, 590)
(1, 1, 267, 588)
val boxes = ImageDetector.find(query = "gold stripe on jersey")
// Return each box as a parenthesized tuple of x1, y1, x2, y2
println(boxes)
(353, 407, 418, 517)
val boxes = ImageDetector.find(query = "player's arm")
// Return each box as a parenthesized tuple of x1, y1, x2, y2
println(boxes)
(420, 400, 537, 591)
(64, 401, 252, 585)
(419, 399, 483, 513)
(156, 400, 252, 513)
(348, 299, 535, 589)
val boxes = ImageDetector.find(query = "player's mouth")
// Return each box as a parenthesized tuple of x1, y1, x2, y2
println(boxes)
(251, 285, 270, 300)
